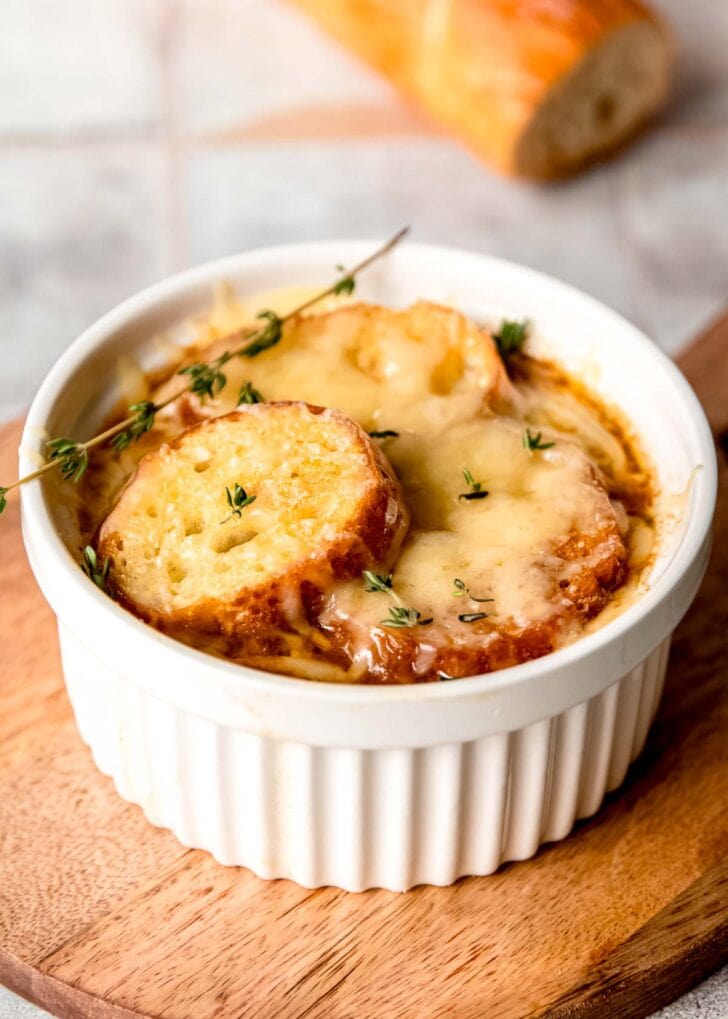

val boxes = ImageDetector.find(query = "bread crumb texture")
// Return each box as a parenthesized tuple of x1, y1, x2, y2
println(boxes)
(98, 403, 408, 640)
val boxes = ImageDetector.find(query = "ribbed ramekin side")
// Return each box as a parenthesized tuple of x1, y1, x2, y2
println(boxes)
(58, 626, 671, 892)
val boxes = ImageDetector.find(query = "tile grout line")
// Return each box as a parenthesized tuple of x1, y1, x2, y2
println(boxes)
(0, 98, 725, 154)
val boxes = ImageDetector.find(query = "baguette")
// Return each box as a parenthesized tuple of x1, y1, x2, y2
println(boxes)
(97, 403, 409, 643)
(289, 0, 671, 179)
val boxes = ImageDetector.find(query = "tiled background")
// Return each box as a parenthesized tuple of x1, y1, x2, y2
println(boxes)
(2, 0, 728, 422)
(1, 1, 726, 1016)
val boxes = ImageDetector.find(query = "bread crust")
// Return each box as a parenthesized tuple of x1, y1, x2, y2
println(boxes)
(97, 403, 409, 646)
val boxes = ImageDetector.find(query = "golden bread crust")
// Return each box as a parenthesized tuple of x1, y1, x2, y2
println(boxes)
(98, 403, 409, 645)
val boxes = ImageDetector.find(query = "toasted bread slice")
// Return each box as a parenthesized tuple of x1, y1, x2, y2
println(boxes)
(97, 403, 409, 641)
(319, 418, 627, 682)
(152, 301, 516, 436)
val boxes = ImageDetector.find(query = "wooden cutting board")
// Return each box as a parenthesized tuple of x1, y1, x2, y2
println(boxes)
(1, 316, 727, 1019)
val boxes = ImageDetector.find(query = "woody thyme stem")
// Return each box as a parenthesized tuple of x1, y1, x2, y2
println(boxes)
(1, 228, 409, 507)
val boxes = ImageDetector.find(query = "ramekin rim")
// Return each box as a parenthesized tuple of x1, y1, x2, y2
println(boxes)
(19, 239, 718, 706)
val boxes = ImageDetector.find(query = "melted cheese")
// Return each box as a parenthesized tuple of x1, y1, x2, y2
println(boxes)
(153, 301, 514, 438)
(78, 291, 656, 683)
(321, 417, 620, 647)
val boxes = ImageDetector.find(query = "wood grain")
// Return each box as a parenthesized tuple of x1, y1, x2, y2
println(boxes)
(1, 316, 728, 1019)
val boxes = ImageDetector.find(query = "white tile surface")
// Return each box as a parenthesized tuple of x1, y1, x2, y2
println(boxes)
(184, 137, 635, 321)
(651, 0, 728, 124)
(615, 126, 728, 354)
(171, 0, 393, 136)
(0, 0, 163, 136)
(0, 996, 51, 1019)
(0, 146, 170, 411)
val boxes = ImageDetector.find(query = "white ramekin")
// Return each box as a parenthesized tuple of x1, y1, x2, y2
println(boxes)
(20, 242, 716, 891)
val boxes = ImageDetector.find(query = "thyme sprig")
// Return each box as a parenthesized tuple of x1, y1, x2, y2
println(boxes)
(459, 467, 488, 501)
(494, 319, 528, 359)
(0, 228, 408, 516)
(523, 427, 555, 452)
(4, 389, 184, 503)
(82, 545, 111, 591)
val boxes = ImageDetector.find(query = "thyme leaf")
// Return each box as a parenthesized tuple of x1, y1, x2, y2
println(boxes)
(459, 467, 488, 501)
(458, 612, 488, 623)
(241, 310, 283, 358)
(179, 353, 231, 400)
(237, 380, 264, 406)
(363, 570, 393, 593)
(333, 264, 356, 296)
(82, 545, 111, 592)
(111, 400, 157, 452)
(523, 427, 555, 452)
(381, 606, 433, 628)
(368, 429, 399, 440)
(225, 483, 256, 519)
(452, 578, 494, 603)
(46, 438, 89, 482)
(494, 319, 528, 359)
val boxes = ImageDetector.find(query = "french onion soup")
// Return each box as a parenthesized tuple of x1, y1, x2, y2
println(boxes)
(73, 293, 656, 684)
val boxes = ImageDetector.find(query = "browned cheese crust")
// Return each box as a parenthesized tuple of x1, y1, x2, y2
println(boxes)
(319, 451, 628, 683)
